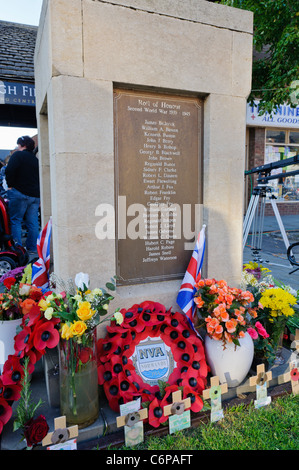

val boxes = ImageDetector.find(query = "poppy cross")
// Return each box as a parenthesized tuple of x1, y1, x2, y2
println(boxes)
(282, 329, 299, 395)
(163, 390, 191, 434)
(42, 416, 79, 448)
(203, 376, 228, 422)
(249, 364, 272, 408)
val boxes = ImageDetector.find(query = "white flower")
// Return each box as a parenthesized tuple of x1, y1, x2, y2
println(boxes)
(19, 284, 31, 296)
(103, 304, 109, 310)
(92, 288, 103, 296)
(75, 272, 90, 290)
(44, 307, 54, 320)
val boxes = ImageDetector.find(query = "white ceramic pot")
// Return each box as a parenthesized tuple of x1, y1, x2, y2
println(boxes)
(0, 318, 22, 371)
(204, 332, 254, 388)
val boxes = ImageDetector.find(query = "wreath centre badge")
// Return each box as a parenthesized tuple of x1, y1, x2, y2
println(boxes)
(131, 337, 176, 386)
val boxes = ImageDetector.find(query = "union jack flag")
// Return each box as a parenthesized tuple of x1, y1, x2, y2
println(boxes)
(176, 225, 206, 321)
(31, 217, 52, 290)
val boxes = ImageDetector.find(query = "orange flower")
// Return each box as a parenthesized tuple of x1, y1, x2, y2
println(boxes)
(226, 319, 237, 333)
(20, 298, 37, 315)
(194, 296, 204, 308)
(224, 331, 233, 343)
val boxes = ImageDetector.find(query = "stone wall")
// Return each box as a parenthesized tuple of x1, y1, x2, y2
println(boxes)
(34, 0, 253, 314)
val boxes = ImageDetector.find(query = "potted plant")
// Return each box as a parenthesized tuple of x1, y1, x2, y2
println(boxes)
(194, 277, 270, 387)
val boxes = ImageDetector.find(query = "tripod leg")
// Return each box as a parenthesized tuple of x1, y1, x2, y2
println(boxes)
(269, 197, 290, 250)
(243, 194, 260, 250)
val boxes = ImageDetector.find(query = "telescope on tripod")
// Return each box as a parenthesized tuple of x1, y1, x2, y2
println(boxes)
(243, 154, 299, 272)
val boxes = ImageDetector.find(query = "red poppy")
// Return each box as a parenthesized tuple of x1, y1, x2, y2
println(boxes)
(1, 356, 27, 386)
(290, 368, 299, 381)
(148, 397, 168, 428)
(183, 386, 204, 413)
(0, 398, 13, 428)
(1, 383, 22, 402)
(27, 304, 43, 327)
(14, 326, 33, 354)
(33, 320, 60, 351)
(3, 277, 16, 290)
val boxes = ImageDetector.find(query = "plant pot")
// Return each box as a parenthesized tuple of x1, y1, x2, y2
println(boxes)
(0, 318, 22, 371)
(204, 332, 254, 388)
(59, 329, 99, 428)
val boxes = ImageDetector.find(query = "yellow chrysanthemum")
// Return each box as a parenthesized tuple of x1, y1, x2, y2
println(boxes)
(259, 287, 296, 319)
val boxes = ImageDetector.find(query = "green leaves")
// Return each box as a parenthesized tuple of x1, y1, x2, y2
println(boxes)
(219, 0, 299, 113)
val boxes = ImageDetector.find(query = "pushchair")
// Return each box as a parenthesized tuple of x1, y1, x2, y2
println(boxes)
(0, 195, 29, 277)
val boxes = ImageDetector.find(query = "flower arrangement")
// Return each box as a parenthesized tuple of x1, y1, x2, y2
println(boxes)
(0, 265, 43, 321)
(194, 278, 267, 348)
(241, 262, 299, 364)
(40, 272, 118, 426)
(42, 272, 116, 342)
(259, 287, 297, 351)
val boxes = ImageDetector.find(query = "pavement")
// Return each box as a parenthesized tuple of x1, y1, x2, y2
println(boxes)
(0, 215, 298, 450)
(243, 214, 299, 290)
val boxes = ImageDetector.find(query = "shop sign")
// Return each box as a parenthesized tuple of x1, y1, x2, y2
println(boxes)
(0, 80, 35, 107)
(247, 100, 299, 128)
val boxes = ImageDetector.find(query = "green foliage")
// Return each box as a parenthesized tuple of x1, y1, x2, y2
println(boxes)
(13, 357, 43, 434)
(218, 0, 299, 114)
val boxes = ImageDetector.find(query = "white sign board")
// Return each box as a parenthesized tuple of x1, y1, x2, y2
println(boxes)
(247, 101, 299, 128)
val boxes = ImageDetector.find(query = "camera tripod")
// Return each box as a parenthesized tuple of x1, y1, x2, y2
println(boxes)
(243, 183, 291, 267)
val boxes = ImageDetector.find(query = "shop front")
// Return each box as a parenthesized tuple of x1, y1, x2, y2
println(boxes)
(246, 101, 299, 215)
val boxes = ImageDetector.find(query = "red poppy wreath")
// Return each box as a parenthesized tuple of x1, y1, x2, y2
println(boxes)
(97, 300, 208, 428)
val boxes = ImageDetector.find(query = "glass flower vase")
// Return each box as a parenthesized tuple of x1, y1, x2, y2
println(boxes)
(59, 329, 99, 428)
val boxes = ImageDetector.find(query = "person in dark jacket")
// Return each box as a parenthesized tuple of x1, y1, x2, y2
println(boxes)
(5, 135, 40, 253)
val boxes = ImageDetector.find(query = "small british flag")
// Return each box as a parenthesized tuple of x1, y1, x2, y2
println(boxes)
(176, 225, 206, 320)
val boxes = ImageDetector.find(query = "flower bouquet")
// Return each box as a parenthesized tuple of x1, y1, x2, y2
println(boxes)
(194, 278, 264, 347)
(0, 265, 43, 321)
(258, 287, 297, 364)
(42, 272, 118, 427)
(241, 262, 298, 364)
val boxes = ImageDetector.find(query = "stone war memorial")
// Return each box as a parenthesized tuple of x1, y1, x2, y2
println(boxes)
(2, 0, 298, 452)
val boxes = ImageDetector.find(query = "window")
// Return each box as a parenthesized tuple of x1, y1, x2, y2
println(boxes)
(265, 129, 299, 201)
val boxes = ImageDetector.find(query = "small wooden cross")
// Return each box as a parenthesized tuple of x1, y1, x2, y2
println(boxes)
(42, 416, 79, 449)
(203, 376, 228, 422)
(163, 390, 191, 417)
(163, 390, 191, 434)
(283, 362, 299, 395)
(249, 364, 272, 408)
(282, 330, 299, 395)
(117, 400, 148, 447)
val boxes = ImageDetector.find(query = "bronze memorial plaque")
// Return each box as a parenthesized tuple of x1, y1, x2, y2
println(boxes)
(114, 89, 202, 285)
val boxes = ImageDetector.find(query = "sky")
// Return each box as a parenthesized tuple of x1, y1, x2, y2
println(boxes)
(0, 0, 43, 152)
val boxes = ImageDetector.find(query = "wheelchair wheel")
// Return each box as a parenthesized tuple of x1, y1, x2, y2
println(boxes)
(0, 256, 17, 277)
(287, 242, 299, 268)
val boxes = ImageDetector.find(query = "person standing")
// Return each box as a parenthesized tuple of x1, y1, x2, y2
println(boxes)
(5, 135, 40, 254)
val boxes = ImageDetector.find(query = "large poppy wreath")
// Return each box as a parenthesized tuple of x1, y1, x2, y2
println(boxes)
(97, 301, 208, 428)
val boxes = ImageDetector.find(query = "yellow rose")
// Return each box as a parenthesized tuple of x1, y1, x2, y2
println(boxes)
(76, 301, 95, 321)
(38, 299, 49, 311)
(70, 320, 87, 336)
(60, 323, 73, 340)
